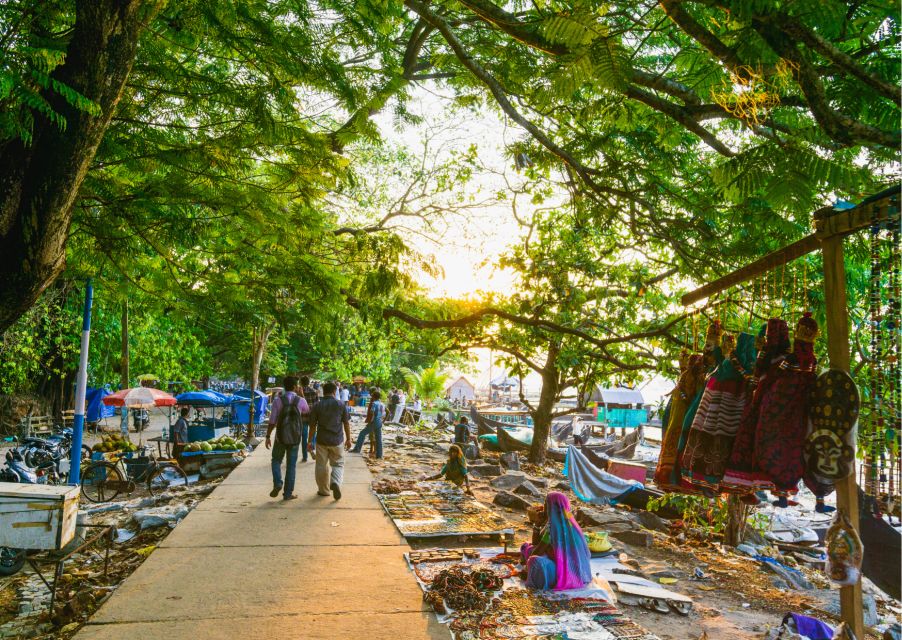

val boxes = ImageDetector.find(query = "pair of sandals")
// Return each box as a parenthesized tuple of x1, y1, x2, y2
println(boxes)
(639, 597, 692, 615)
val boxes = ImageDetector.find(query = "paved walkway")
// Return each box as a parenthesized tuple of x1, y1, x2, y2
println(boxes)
(76, 445, 449, 640)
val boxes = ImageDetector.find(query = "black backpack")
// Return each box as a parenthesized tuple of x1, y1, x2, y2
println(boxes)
(276, 395, 303, 446)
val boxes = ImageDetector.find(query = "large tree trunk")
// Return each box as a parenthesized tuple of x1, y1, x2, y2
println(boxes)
(247, 322, 274, 439)
(0, 1, 162, 334)
(527, 342, 561, 464)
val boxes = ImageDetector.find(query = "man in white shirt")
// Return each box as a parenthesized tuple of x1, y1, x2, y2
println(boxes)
(339, 384, 350, 405)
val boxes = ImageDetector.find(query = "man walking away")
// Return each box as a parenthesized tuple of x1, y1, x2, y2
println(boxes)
(301, 376, 318, 409)
(266, 376, 309, 501)
(339, 383, 350, 406)
(307, 382, 351, 500)
(171, 407, 190, 458)
(300, 375, 318, 461)
(388, 388, 400, 423)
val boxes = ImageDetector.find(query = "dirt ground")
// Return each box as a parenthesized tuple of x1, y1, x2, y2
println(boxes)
(365, 424, 895, 639)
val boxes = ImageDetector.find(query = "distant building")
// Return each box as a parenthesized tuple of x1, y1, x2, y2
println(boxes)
(445, 376, 476, 403)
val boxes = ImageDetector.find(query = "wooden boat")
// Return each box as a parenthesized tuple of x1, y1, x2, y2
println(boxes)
(496, 425, 533, 453)
(472, 408, 531, 436)
(547, 429, 640, 462)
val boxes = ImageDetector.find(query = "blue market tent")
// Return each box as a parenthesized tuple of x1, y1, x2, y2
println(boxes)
(85, 387, 115, 422)
(231, 389, 268, 424)
(175, 390, 232, 407)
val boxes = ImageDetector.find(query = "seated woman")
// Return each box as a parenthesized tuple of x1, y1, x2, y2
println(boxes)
(520, 491, 592, 590)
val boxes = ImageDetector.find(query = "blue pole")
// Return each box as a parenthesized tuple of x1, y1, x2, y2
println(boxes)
(69, 279, 93, 485)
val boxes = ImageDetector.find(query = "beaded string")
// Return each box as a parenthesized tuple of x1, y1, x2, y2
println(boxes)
(887, 214, 900, 506)
(867, 205, 882, 503)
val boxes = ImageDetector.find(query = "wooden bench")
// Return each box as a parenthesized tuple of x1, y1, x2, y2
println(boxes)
(61, 410, 75, 428)
(19, 415, 54, 439)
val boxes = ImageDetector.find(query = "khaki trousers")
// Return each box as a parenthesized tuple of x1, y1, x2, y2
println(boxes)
(315, 444, 345, 492)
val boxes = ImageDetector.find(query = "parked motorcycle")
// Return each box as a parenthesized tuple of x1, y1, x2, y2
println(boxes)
(18, 427, 90, 471)
(132, 409, 150, 432)
(0, 448, 62, 485)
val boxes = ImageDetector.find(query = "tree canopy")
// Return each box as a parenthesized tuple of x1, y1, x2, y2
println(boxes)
(0, 1, 898, 454)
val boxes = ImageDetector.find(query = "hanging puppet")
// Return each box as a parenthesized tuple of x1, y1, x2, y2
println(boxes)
(754, 312, 820, 507)
(721, 319, 790, 497)
(680, 330, 757, 492)
(654, 349, 706, 490)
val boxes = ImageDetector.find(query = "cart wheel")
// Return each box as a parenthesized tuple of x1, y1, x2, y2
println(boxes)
(147, 463, 188, 496)
(80, 461, 124, 503)
(0, 548, 25, 576)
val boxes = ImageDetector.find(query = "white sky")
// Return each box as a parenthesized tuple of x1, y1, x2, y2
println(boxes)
(373, 89, 528, 298)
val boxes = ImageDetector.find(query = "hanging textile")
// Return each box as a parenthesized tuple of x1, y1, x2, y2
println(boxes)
(753, 313, 819, 494)
(679, 331, 757, 491)
(721, 320, 789, 494)
(669, 321, 725, 491)
(654, 351, 705, 490)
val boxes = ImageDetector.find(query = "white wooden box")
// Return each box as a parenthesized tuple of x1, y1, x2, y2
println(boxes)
(0, 483, 80, 550)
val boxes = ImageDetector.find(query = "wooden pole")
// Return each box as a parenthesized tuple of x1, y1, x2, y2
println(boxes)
(821, 234, 865, 639)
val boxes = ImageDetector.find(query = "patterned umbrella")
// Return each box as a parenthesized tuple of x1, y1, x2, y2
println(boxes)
(102, 387, 177, 408)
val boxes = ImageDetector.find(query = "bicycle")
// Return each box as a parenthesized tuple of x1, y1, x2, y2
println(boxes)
(80, 448, 188, 502)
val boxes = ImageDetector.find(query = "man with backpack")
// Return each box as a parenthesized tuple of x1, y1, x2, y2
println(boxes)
(265, 376, 309, 501)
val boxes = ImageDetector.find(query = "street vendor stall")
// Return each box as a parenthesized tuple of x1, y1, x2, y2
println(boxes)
(174, 390, 233, 442)
(230, 388, 268, 425)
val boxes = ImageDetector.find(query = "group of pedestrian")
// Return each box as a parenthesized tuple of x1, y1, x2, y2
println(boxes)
(266, 376, 351, 501)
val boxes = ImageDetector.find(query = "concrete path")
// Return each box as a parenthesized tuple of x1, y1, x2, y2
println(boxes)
(76, 445, 449, 640)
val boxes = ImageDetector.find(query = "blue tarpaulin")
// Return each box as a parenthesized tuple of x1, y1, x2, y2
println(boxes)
(231, 389, 268, 424)
(175, 390, 232, 407)
(86, 387, 115, 422)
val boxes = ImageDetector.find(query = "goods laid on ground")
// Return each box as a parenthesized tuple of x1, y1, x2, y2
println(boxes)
(408, 547, 662, 640)
(377, 481, 513, 540)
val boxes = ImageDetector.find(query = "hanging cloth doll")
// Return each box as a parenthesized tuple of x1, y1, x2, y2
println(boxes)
(680, 331, 757, 492)
(669, 321, 725, 491)
(721, 319, 790, 496)
(753, 313, 819, 505)
(654, 350, 706, 490)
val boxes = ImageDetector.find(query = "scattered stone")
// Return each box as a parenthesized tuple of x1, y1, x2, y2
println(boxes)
(736, 543, 758, 557)
(815, 589, 878, 627)
(759, 560, 814, 590)
(610, 529, 654, 548)
(514, 480, 544, 500)
(490, 471, 527, 490)
(463, 444, 480, 460)
(651, 569, 682, 580)
(469, 463, 502, 477)
(634, 510, 670, 533)
(132, 505, 190, 530)
(575, 507, 634, 528)
(493, 490, 536, 511)
(526, 476, 548, 488)
(554, 481, 571, 492)
(499, 452, 520, 470)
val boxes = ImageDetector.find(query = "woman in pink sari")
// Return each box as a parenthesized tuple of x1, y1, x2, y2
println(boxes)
(520, 492, 592, 590)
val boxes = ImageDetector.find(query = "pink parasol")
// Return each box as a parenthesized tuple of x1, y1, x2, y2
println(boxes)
(103, 387, 177, 408)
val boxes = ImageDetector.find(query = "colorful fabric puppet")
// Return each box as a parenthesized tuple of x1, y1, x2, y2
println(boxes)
(754, 313, 819, 501)
(669, 321, 725, 491)
(654, 351, 706, 490)
(721, 320, 790, 495)
(680, 331, 757, 491)
(520, 492, 592, 590)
